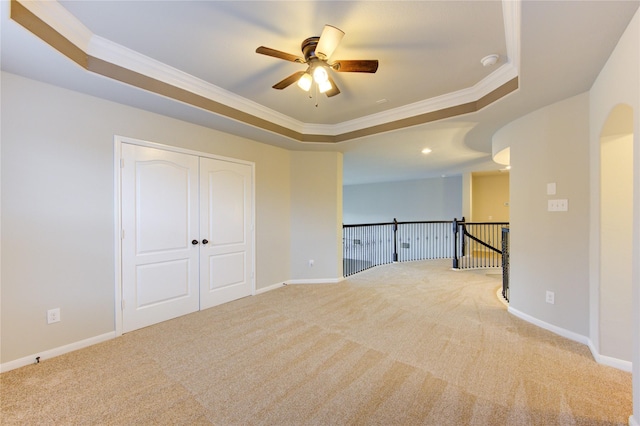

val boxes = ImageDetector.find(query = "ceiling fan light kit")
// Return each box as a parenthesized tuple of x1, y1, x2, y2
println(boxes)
(297, 73, 313, 91)
(256, 24, 379, 100)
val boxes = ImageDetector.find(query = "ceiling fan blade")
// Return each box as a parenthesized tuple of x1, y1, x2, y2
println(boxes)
(272, 71, 306, 90)
(332, 60, 379, 73)
(325, 75, 341, 97)
(315, 25, 345, 60)
(256, 46, 305, 63)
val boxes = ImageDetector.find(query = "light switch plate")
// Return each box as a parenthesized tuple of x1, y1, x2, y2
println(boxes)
(548, 199, 568, 212)
(547, 183, 556, 195)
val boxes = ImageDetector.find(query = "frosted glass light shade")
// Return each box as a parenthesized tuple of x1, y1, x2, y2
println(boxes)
(297, 73, 312, 91)
(318, 80, 332, 94)
(313, 66, 329, 84)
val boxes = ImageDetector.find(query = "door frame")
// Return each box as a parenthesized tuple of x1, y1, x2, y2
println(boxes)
(113, 135, 256, 336)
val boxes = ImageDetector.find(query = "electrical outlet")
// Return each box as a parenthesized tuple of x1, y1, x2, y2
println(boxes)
(47, 308, 61, 324)
(308, 259, 314, 267)
(545, 291, 555, 305)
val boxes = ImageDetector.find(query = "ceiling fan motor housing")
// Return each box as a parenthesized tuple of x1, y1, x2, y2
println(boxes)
(255, 26, 378, 96)
(302, 37, 320, 62)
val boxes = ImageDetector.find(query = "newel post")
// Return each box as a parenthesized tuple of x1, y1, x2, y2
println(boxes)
(393, 218, 398, 262)
(452, 218, 459, 269)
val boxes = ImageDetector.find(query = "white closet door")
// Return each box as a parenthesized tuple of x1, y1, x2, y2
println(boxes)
(121, 144, 200, 332)
(199, 157, 253, 309)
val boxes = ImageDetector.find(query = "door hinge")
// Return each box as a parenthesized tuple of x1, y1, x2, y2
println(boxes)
(122, 229, 125, 240)
(120, 158, 125, 168)
(121, 299, 125, 310)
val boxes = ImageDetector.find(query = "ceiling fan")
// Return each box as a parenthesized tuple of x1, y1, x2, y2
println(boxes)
(256, 25, 379, 98)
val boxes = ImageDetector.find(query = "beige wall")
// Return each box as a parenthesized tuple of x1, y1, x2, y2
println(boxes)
(290, 151, 343, 281)
(588, 8, 639, 419)
(494, 92, 591, 337)
(0, 71, 341, 365)
(493, 8, 639, 418)
(600, 133, 633, 362)
(471, 172, 509, 222)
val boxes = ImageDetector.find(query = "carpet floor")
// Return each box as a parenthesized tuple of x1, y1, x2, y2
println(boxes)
(0, 259, 632, 425)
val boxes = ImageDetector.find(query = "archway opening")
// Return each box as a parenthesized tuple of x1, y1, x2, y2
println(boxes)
(600, 104, 634, 362)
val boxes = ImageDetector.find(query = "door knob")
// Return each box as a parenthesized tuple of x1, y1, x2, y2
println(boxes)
(192, 240, 199, 245)
(202, 239, 209, 244)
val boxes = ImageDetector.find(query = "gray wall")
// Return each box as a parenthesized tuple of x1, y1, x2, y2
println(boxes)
(495, 92, 591, 337)
(0, 72, 341, 364)
(343, 176, 462, 224)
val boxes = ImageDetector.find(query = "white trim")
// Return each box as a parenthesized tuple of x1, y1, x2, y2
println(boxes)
(115, 135, 254, 166)
(630, 415, 639, 426)
(326, 63, 519, 137)
(18, 0, 93, 52)
(255, 282, 287, 295)
(89, 36, 306, 134)
(287, 277, 345, 285)
(113, 135, 256, 333)
(496, 288, 509, 308)
(588, 340, 633, 372)
(19, 0, 521, 139)
(113, 138, 123, 337)
(509, 306, 632, 372)
(90, 28, 519, 138)
(508, 306, 590, 344)
(0, 332, 116, 373)
(502, 0, 521, 72)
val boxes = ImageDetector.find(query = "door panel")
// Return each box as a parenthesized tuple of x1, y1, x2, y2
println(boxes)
(210, 170, 245, 245)
(209, 252, 246, 289)
(136, 161, 191, 253)
(122, 144, 200, 332)
(200, 158, 253, 309)
(136, 259, 190, 307)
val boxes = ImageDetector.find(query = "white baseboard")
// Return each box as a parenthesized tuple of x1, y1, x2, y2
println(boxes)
(587, 340, 632, 372)
(287, 277, 344, 285)
(0, 331, 116, 373)
(508, 307, 590, 344)
(508, 307, 632, 372)
(255, 282, 287, 295)
(630, 414, 639, 426)
(255, 277, 345, 293)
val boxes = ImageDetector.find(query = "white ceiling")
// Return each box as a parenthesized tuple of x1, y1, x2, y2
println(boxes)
(2, 1, 638, 185)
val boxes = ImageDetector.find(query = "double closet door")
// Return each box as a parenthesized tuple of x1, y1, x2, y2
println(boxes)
(121, 143, 253, 333)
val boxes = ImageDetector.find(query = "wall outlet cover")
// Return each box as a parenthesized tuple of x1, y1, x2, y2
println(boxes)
(545, 291, 555, 304)
(47, 308, 61, 324)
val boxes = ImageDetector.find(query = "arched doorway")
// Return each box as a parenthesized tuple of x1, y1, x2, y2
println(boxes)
(600, 104, 634, 362)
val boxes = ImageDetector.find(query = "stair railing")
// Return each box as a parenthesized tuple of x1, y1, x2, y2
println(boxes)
(343, 218, 509, 277)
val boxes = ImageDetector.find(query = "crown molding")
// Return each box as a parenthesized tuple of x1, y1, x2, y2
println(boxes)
(502, 0, 521, 71)
(11, 0, 521, 143)
(13, 0, 92, 51)
(88, 35, 307, 134)
(322, 62, 519, 137)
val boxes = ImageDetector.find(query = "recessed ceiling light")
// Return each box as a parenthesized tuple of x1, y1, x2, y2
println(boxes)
(421, 148, 432, 154)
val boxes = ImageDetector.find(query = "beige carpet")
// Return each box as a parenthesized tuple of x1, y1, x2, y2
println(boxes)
(1, 259, 631, 425)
